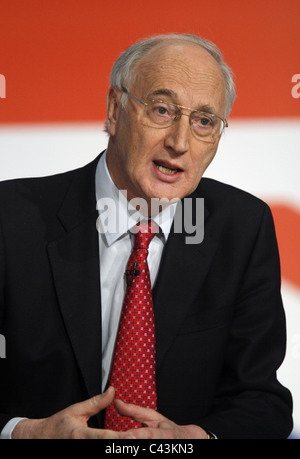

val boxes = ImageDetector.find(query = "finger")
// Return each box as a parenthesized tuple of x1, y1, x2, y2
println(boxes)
(120, 426, 176, 440)
(114, 399, 166, 427)
(68, 386, 115, 420)
(70, 426, 125, 439)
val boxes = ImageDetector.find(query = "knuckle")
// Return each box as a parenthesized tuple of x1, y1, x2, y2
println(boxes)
(90, 395, 100, 406)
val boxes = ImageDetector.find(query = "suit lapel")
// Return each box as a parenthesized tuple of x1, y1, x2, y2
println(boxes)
(153, 190, 218, 369)
(46, 156, 218, 396)
(47, 156, 102, 399)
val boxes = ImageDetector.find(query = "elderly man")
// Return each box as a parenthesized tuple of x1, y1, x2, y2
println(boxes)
(0, 34, 293, 439)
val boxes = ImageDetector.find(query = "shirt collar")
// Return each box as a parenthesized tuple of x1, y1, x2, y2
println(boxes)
(95, 151, 177, 247)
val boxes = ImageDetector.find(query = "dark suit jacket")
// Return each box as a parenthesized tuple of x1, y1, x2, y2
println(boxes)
(0, 154, 293, 438)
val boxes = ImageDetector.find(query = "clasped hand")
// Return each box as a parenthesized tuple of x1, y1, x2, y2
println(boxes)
(12, 386, 207, 439)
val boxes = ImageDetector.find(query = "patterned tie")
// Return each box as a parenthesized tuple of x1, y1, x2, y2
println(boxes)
(104, 220, 158, 430)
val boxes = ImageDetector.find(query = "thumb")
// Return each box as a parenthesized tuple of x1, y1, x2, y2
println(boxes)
(67, 386, 115, 421)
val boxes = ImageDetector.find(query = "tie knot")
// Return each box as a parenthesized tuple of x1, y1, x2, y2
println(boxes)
(133, 220, 158, 250)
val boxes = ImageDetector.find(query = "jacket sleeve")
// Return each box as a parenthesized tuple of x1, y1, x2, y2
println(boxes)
(199, 204, 293, 438)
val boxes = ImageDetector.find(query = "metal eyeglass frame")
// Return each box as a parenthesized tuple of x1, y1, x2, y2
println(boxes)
(121, 86, 228, 140)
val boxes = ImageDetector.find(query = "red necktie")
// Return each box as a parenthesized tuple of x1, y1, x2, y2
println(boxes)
(104, 220, 158, 430)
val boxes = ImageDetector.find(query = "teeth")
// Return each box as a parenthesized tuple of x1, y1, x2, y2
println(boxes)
(155, 163, 178, 175)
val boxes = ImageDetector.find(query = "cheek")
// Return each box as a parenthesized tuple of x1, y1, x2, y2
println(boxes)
(203, 147, 218, 170)
(124, 134, 155, 182)
(132, 130, 164, 164)
(191, 144, 218, 176)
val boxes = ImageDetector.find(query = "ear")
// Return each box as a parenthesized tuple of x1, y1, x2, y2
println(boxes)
(106, 87, 122, 136)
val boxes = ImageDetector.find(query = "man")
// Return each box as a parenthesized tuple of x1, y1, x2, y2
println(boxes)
(0, 34, 293, 439)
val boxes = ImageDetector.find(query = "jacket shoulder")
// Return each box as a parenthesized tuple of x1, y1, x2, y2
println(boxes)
(0, 155, 100, 212)
(197, 177, 274, 236)
(198, 177, 268, 211)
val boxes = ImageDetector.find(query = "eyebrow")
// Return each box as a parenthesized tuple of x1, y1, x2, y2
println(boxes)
(148, 88, 177, 99)
(148, 89, 217, 115)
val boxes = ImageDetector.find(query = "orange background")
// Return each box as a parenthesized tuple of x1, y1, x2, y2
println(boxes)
(0, 0, 299, 123)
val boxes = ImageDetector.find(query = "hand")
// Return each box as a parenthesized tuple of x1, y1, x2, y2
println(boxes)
(12, 387, 122, 439)
(114, 399, 208, 439)
(11, 387, 208, 439)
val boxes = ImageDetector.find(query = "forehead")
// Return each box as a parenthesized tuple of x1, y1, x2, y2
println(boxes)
(131, 41, 226, 112)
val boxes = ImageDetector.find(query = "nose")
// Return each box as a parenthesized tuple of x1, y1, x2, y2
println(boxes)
(163, 116, 190, 156)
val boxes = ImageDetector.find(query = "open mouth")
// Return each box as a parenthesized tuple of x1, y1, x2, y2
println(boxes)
(153, 160, 183, 175)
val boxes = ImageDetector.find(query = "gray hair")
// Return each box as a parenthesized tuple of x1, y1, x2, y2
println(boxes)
(109, 33, 236, 118)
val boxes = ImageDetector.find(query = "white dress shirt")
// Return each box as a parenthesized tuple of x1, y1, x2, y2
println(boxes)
(96, 151, 177, 390)
(1, 151, 177, 438)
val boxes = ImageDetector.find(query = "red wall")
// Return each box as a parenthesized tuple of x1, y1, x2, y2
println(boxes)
(1, 0, 299, 123)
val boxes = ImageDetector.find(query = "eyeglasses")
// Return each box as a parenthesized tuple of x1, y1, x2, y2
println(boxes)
(121, 87, 228, 143)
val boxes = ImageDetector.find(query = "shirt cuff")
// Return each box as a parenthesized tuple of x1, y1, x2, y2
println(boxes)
(0, 417, 27, 439)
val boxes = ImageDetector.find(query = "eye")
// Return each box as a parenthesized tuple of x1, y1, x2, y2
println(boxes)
(199, 117, 211, 126)
(151, 101, 171, 116)
(156, 106, 168, 115)
(147, 100, 176, 125)
(193, 113, 215, 129)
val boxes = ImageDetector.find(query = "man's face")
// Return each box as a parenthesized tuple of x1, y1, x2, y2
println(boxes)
(106, 41, 226, 209)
